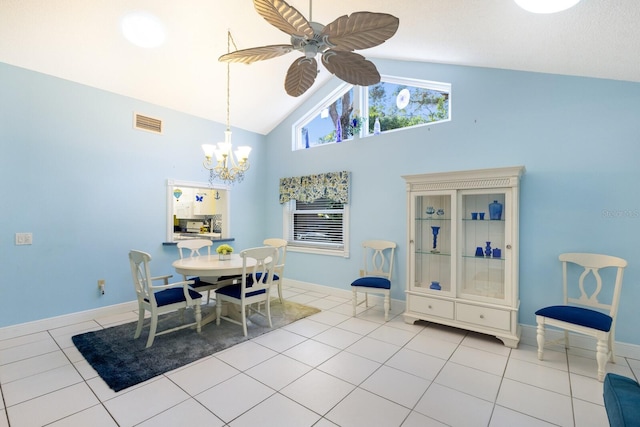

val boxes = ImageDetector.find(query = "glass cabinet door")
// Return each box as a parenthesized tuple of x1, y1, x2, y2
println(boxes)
(412, 191, 454, 294)
(458, 191, 511, 303)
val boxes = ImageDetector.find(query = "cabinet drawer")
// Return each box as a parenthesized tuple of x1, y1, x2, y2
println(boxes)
(409, 295, 454, 320)
(456, 303, 511, 331)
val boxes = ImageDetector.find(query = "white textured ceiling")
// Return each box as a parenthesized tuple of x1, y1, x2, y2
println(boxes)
(1, 0, 639, 135)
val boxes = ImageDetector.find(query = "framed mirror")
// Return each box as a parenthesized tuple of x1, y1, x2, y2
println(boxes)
(166, 179, 231, 243)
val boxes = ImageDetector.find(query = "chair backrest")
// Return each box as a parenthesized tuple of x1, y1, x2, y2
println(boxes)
(129, 250, 154, 303)
(241, 246, 278, 294)
(263, 238, 287, 275)
(177, 239, 212, 259)
(560, 252, 627, 318)
(361, 240, 396, 279)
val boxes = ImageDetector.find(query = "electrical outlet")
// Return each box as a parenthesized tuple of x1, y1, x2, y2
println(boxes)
(15, 233, 33, 245)
(98, 279, 105, 295)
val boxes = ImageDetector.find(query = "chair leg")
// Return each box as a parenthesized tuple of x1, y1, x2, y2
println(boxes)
(278, 281, 284, 304)
(216, 300, 222, 326)
(146, 315, 158, 348)
(266, 298, 272, 328)
(134, 306, 145, 339)
(384, 293, 390, 321)
(352, 288, 358, 317)
(194, 304, 202, 333)
(609, 335, 616, 362)
(241, 304, 248, 336)
(536, 321, 545, 360)
(596, 339, 609, 382)
(564, 330, 570, 350)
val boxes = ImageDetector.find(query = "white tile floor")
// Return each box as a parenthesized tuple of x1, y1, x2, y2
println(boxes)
(1, 284, 638, 426)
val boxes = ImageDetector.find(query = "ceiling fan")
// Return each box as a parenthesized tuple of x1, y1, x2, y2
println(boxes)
(218, 0, 400, 97)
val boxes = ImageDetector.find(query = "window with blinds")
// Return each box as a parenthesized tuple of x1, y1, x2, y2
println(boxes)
(285, 197, 348, 253)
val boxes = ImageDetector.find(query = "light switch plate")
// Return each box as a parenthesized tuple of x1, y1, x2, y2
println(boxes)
(15, 233, 32, 245)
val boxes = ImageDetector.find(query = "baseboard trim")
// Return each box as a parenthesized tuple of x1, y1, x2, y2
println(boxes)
(4, 281, 640, 361)
(0, 301, 138, 341)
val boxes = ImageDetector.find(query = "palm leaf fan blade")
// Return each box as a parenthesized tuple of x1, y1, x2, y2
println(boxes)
(254, 0, 314, 38)
(219, 45, 294, 64)
(285, 57, 318, 97)
(322, 12, 400, 51)
(321, 50, 380, 86)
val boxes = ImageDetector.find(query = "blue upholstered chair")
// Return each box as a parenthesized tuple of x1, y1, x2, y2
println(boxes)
(604, 373, 640, 427)
(351, 240, 396, 321)
(215, 246, 278, 336)
(129, 250, 202, 348)
(535, 252, 627, 381)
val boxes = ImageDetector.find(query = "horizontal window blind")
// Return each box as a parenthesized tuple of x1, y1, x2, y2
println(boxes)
(286, 198, 344, 249)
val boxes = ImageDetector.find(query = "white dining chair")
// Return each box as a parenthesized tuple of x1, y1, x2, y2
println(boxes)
(351, 240, 396, 321)
(535, 252, 627, 381)
(215, 246, 278, 336)
(129, 250, 202, 348)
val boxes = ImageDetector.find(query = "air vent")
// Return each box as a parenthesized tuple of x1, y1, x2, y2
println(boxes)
(133, 112, 163, 134)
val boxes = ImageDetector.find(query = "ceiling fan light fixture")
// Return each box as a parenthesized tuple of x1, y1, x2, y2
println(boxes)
(514, 0, 581, 14)
(121, 11, 166, 48)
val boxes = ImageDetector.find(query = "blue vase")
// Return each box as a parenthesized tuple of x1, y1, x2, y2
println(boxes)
(430, 226, 440, 253)
(484, 241, 492, 257)
(430, 281, 441, 290)
(489, 200, 503, 220)
(475, 246, 484, 257)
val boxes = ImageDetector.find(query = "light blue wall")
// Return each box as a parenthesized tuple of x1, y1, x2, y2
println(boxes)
(0, 62, 266, 327)
(264, 59, 640, 345)
(2, 59, 639, 346)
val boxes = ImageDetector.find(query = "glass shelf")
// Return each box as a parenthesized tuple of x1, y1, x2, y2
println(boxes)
(416, 250, 451, 257)
(463, 255, 504, 261)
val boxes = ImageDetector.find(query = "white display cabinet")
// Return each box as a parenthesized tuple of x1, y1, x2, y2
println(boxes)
(403, 166, 525, 347)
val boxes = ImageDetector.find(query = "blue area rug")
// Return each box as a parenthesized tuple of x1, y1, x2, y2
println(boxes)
(72, 300, 319, 392)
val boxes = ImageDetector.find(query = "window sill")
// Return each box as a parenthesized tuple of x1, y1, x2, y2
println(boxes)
(288, 245, 349, 258)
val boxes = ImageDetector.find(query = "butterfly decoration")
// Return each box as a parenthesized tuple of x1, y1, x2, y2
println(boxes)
(195, 195, 204, 202)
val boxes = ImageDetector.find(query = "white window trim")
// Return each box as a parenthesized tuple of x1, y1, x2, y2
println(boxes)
(361, 74, 452, 137)
(292, 75, 451, 149)
(282, 201, 350, 258)
(292, 82, 358, 151)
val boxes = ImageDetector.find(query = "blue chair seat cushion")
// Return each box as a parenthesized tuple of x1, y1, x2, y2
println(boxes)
(351, 276, 391, 290)
(246, 272, 279, 285)
(535, 305, 612, 332)
(603, 373, 640, 427)
(216, 284, 266, 299)
(148, 287, 201, 307)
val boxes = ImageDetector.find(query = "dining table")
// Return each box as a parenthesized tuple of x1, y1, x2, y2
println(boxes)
(172, 253, 255, 325)
(172, 253, 254, 279)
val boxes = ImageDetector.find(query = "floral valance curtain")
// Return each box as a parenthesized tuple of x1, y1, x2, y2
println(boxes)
(279, 171, 350, 204)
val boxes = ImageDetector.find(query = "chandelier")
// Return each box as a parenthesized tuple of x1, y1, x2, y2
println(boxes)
(202, 31, 251, 185)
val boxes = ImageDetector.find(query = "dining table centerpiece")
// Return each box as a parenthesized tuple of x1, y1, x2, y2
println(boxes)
(216, 244, 233, 260)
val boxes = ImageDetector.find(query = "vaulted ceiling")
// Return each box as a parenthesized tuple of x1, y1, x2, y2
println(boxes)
(1, 0, 638, 135)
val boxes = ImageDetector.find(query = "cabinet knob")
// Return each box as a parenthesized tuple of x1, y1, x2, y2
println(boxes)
(506, 244, 512, 249)
(428, 305, 433, 309)
(479, 314, 485, 319)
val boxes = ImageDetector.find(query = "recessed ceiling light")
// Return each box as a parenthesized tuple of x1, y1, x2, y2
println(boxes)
(121, 11, 166, 48)
(514, 0, 581, 14)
